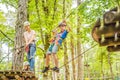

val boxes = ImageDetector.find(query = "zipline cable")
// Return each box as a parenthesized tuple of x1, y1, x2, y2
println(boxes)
(36, 44, 97, 72)
(59, 44, 97, 69)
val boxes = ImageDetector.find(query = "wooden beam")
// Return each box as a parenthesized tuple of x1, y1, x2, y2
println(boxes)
(99, 37, 120, 46)
(107, 45, 120, 52)
(96, 23, 120, 38)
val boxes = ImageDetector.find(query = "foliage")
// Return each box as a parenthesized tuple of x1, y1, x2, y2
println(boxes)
(0, 0, 120, 79)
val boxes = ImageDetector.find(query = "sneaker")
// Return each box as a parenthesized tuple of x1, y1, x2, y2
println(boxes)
(52, 67, 59, 72)
(42, 67, 49, 73)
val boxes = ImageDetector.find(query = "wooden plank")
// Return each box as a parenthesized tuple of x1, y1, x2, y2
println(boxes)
(96, 23, 120, 38)
(92, 23, 120, 42)
(107, 45, 120, 52)
(99, 37, 120, 46)
(0, 71, 37, 79)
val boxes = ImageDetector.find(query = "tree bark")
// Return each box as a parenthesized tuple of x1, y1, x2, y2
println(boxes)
(77, 0, 84, 80)
(64, 40, 70, 80)
(35, 0, 45, 47)
(70, 35, 76, 80)
(41, 0, 51, 79)
(63, 0, 70, 79)
(12, 0, 28, 70)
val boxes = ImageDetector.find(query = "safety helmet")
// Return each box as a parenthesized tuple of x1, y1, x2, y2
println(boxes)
(23, 61, 30, 66)
(58, 23, 66, 27)
(24, 21, 30, 27)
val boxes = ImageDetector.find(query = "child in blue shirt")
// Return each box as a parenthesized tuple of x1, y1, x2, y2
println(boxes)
(42, 20, 70, 73)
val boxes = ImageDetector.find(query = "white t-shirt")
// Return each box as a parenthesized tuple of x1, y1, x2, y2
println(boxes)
(24, 30, 35, 43)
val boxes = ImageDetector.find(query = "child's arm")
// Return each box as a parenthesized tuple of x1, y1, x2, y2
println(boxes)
(52, 27, 59, 33)
(66, 25, 71, 32)
(49, 30, 58, 43)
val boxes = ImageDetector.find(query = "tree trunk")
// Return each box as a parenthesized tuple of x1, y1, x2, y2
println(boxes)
(64, 40, 70, 80)
(100, 52, 105, 80)
(35, 0, 45, 47)
(12, 0, 28, 70)
(77, 0, 84, 80)
(107, 52, 114, 79)
(63, 0, 70, 79)
(7, 43, 10, 69)
(41, 0, 51, 79)
(70, 35, 76, 80)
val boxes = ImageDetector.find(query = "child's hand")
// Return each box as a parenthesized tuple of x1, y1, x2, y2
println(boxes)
(49, 38, 54, 43)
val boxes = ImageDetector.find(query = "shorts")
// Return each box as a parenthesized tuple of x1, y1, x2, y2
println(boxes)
(46, 43, 59, 54)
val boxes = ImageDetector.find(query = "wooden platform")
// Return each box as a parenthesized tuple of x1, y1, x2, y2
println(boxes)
(0, 70, 38, 80)
(95, 23, 120, 38)
(92, 7, 120, 52)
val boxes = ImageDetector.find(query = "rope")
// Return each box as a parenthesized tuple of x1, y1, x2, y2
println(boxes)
(59, 44, 97, 69)
(34, 44, 97, 73)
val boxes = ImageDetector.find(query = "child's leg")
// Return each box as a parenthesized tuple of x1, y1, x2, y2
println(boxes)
(52, 44, 59, 67)
(52, 54, 58, 67)
(42, 54, 50, 73)
(45, 54, 50, 67)
(42, 45, 53, 73)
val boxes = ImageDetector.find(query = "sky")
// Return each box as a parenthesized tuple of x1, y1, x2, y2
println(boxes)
(0, 3, 16, 13)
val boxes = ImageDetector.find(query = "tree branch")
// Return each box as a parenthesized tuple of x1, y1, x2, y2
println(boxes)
(35, 0, 45, 50)
(4, 1, 17, 9)
(0, 30, 14, 42)
(0, 53, 11, 63)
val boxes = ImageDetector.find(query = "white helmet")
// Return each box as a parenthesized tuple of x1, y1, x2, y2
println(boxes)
(23, 61, 30, 66)
(24, 21, 30, 27)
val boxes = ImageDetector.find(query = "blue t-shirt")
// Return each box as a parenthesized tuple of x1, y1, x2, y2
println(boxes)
(58, 30, 68, 45)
